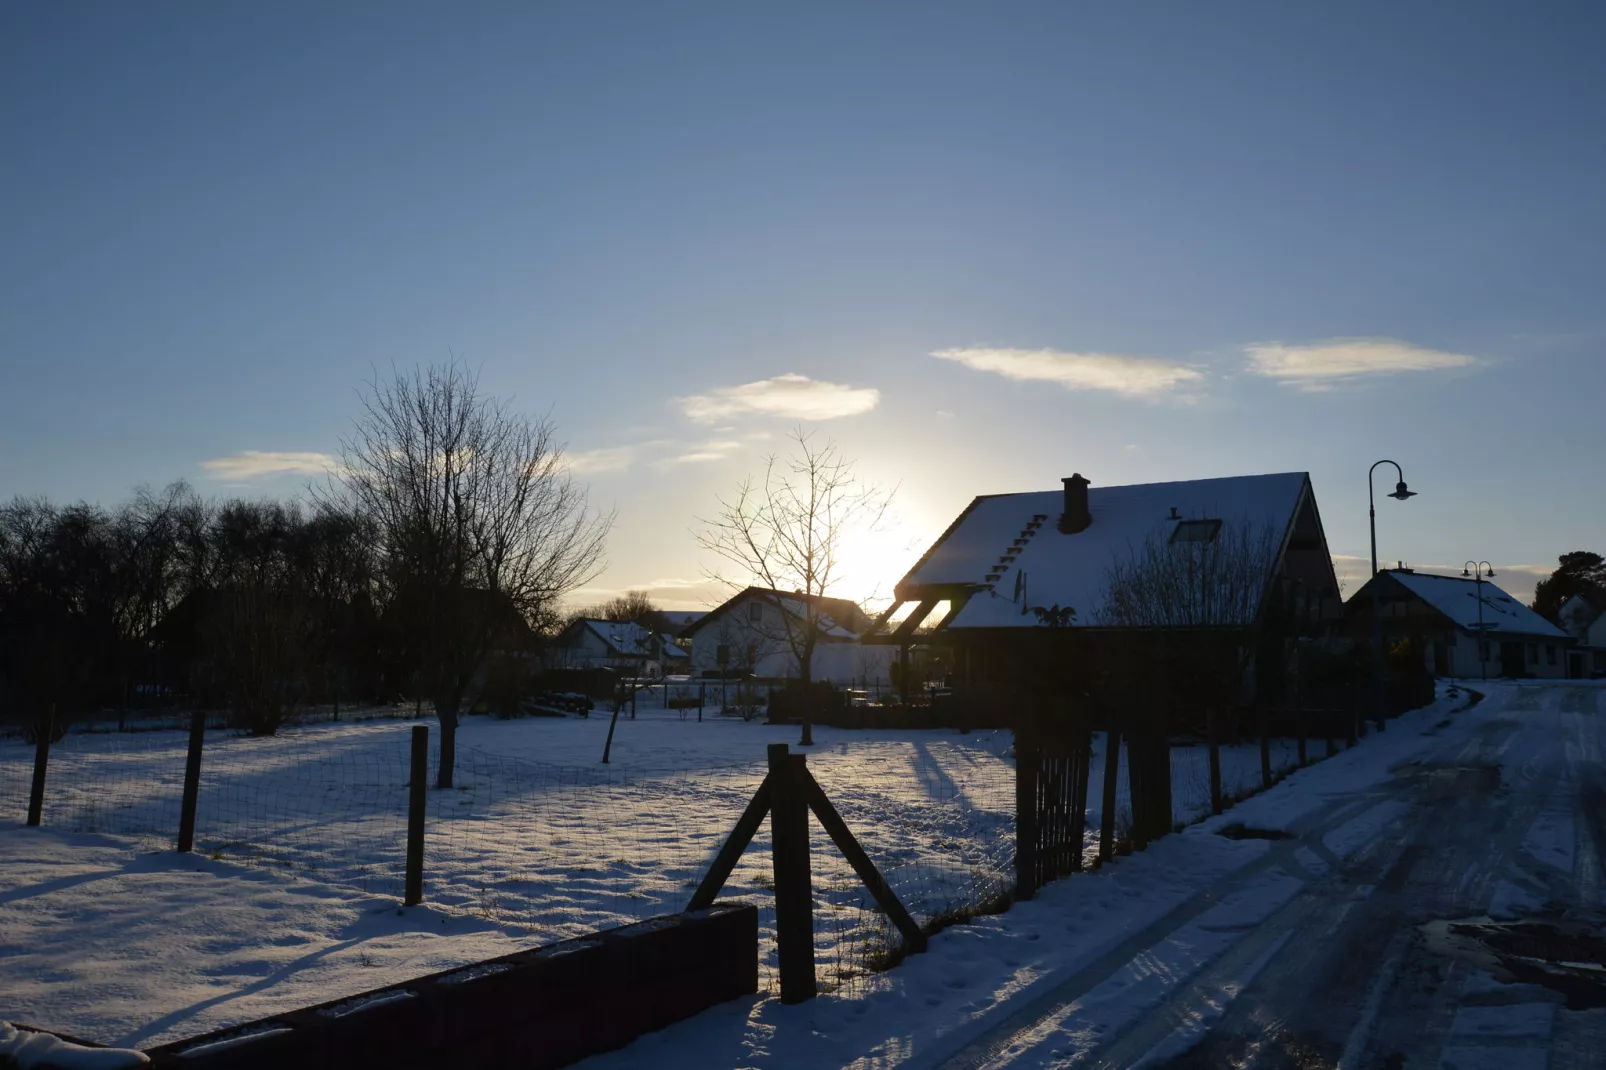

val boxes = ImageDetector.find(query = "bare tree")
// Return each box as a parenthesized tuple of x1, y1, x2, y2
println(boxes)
(696, 429, 889, 745)
(331, 363, 612, 786)
(591, 589, 671, 633)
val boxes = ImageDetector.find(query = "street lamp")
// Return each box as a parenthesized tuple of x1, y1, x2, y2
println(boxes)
(1367, 460, 1416, 733)
(1462, 560, 1495, 682)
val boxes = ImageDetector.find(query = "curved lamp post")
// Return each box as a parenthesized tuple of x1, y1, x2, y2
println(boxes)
(1367, 461, 1416, 732)
(1462, 560, 1495, 682)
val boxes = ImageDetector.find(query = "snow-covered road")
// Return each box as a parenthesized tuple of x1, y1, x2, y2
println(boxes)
(929, 680, 1606, 1070)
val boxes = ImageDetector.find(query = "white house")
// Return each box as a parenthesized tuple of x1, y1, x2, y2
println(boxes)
(1351, 569, 1572, 680)
(679, 587, 894, 686)
(546, 619, 682, 676)
(1558, 594, 1606, 678)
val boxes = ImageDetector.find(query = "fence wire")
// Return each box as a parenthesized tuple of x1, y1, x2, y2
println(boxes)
(1, 713, 1334, 997)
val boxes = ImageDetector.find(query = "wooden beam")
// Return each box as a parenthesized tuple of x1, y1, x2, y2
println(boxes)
(802, 769, 927, 955)
(686, 775, 772, 912)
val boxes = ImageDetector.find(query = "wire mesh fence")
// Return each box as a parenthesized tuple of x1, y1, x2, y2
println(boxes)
(0, 708, 1339, 997)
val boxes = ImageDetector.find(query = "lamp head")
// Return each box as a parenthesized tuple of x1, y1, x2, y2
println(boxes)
(1462, 567, 1471, 577)
(1486, 568, 1496, 578)
(1389, 481, 1416, 501)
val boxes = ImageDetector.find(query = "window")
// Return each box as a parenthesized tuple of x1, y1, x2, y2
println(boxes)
(1479, 640, 1490, 662)
(1527, 643, 1538, 664)
(1170, 519, 1222, 544)
(749, 601, 764, 622)
(716, 644, 730, 666)
(1546, 645, 1557, 666)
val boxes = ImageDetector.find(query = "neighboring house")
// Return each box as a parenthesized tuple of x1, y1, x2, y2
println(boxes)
(870, 471, 1341, 663)
(659, 610, 706, 632)
(679, 587, 894, 686)
(546, 618, 679, 676)
(1557, 594, 1606, 678)
(1347, 569, 1572, 680)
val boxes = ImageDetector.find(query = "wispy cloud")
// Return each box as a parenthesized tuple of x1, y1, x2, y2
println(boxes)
(679, 373, 880, 424)
(565, 445, 639, 475)
(200, 450, 337, 481)
(1244, 338, 1479, 389)
(664, 439, 744, 465)
(930, 347, 1204, 398)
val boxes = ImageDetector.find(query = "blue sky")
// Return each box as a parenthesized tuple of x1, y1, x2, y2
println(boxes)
(3, 2, 1602, 608)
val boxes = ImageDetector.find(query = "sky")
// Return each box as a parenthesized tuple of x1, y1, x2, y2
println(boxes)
(3, 1, 1603, 610)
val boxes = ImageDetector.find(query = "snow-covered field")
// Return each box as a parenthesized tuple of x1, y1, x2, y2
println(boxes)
(2, 698, 1339, 1048)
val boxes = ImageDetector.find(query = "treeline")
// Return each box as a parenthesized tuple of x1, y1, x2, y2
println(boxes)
(1, 364, 612, 785)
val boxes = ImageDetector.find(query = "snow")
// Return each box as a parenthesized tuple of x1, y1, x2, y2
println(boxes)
(1, 682, 1482, 1062)
(1381, 570, 1567, 639)
(0, 1022, 147, 1069)
(896, 473, 1310, 628)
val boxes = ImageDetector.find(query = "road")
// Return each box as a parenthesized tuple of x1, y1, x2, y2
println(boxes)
(935, 681, 1606, 1070)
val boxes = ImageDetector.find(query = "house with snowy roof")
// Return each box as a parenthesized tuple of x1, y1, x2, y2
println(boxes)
(865, 471, 1341, 700)
(680, 586, 893, 685)
(546, 618, 683, 676)
(1346, 569, 1572, 679)
(1557, 594, 1606, 678)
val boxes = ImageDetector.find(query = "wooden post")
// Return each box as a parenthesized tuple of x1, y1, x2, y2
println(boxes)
(177, 711, 206, 852)
(1099, 728, 1119, 862)
(803, 769, 927, 954)
(1014, 729, 1039, 899)
(1208, 708, 1223, 815)
(768, 744, 816, 1003)
(26, 709, 52, 827)
(1259, 706, 1272, 790)
(405, 725, 428, 906)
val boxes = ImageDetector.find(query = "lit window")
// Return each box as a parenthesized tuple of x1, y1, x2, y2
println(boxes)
(1170, 519, 1222, 544)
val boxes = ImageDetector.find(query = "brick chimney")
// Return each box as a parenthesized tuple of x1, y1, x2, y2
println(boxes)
(1059, 474, 1091, 534)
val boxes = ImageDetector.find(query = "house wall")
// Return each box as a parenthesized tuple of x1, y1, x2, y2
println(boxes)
(1434, 630, 1568, 680)
(687, 595, 893, 684)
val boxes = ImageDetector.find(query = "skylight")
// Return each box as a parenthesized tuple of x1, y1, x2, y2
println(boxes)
(1169, 518, 1222, 544)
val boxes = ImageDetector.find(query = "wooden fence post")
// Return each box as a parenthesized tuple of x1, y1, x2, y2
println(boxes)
(1014, 730, 1040, 899)
(177, 711, 206, 852)
(1099, 728, 1119, 862)
(1208, 708, 1222, 816)
(26, 709, 52, 827)
(768, 743, 817, 1003)
(405, 725, 428, 907)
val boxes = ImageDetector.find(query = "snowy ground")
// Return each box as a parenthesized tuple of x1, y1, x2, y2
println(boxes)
(4, 696, 1371, 1051)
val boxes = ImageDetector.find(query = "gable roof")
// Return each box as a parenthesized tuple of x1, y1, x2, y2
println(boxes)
(899, 472, 1318, 631)
(680, 586, 870, 640)
(560, 618, 661, 658)
(1368, 570, 1568, 639)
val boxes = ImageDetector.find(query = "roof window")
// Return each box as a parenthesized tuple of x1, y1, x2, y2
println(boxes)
(1169, 519, 1222, 544)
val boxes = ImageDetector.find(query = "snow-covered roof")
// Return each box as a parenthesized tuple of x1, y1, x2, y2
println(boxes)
(681, 587, 869, 640)
(900, 473, 1312, 630)
(1382, 571, 1567, 639)
(658, 634, 689, 659)
(571, 619, 659, 657)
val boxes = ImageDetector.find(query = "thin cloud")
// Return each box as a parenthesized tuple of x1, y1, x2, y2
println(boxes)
(679, 373, 880, 424)
(664, 439, 744, 466)
(930, 347, 1204, 398)
(200, 450, 337, 481)
(565, 445, 638, 475)
(1245, 338, 1479, 389)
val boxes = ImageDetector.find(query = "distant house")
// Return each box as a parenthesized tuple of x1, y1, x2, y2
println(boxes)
(1557, 594, 1606, 678)
(546, 619, 681, 677)
(867, 471, 1341, 687)
(679, 587, 893, 685)
(1347, 569, 1572, 680)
